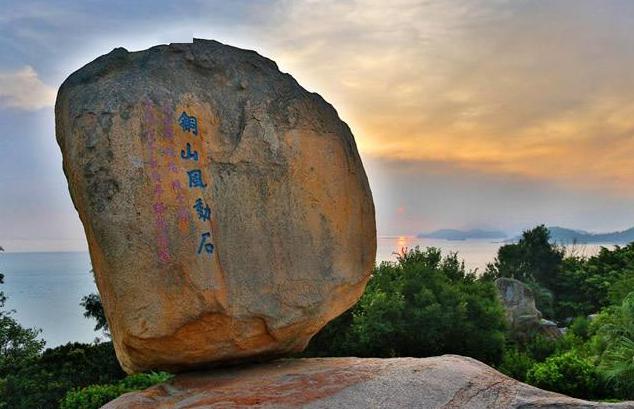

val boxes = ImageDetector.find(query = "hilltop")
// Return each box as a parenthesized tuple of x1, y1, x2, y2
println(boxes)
(539, 226, 634, 244)
(419, 226, 634, 244)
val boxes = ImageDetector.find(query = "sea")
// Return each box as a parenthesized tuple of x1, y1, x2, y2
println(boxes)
(0, 237, 612, 348)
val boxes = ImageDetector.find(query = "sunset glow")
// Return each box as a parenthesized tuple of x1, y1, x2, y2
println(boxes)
(2, 0, 634, 250)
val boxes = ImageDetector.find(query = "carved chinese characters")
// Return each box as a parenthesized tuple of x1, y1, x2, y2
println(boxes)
(56, 40, 376, 373)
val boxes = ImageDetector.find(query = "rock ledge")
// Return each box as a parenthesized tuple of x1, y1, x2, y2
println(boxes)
(104, 355, 634, 408)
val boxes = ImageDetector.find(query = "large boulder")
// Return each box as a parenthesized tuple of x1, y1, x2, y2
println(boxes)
(495, 277, 561, 339)
(55, 39, 376, 373)
(103, 356, 633, 408)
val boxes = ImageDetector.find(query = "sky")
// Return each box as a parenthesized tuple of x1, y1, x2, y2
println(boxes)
(1, 0, 634, 251)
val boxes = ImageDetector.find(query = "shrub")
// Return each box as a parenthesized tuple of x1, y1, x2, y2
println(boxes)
(523, 334, 558, 362)
(526, 350, 600, 399)
(60, 372, 172, 409)
(0, 273, 45, 377)
(497, 347, 535, 381)
(59, 384, 128, 409)
(595, 292, 634, 399)
(2, 342, 125, 409)
(304, 247, 508, 365)
(568, 316, 591, 340)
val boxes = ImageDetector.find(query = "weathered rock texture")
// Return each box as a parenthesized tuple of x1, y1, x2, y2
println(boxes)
(104, 356, 634, 408)
(495, 277, 561, 339)
(55, 39, 376, 373)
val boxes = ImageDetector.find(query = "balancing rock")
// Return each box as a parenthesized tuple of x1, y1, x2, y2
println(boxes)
(55, 39, 376, 373)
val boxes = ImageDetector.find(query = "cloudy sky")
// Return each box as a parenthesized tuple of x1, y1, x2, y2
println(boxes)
(1, 0, 633, 251)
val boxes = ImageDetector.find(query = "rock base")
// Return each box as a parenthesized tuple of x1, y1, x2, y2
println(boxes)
(104, 355, 633, 408)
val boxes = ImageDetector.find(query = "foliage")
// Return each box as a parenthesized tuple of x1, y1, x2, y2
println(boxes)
(0, 259, 46, 408)
(497, 331, 572, 382)
(568, 316, 591, 340)
(4, 230, 634, 405)
(486, 227, 634, 323)
(609, 274, 634, 306)
(485, 225, 564, 289)
(305, 247, 508, 365)
(503, 292, 634, 400)
(594, 293, 634, 399)
(552, 244, 634, 321)
(2, 342, 125, 409)
(526, 350, 600, 399)
(0, 273, 46, 379)
(523, 334, 558, 362)
(60, 372, 172, 409)
(525, 282, 555, 322)
(497, 347, 535, 382)
(60, 384, 130, 409)
(0, 313, 45, 377)
(80, 293, 109, 336)
(485, 226, 564, 318)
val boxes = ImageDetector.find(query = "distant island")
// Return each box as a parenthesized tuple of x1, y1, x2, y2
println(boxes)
(418, 226, 634, 244)
(513, 226, 634, 244)
(417, 229, 507, 241)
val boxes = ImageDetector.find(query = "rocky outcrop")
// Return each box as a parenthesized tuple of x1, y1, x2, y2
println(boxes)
(55, 39, 376, 373)
(104, 356, 633, 408)
(495, 277, 561, 339)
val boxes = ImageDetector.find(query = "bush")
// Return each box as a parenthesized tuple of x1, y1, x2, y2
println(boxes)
(59, 384, 128, 409)
(568, 316, 591, 340)
(497, 331, 567, 382)
(2, 342, 125, 409)
(526, 350, 600, 399)
(497, 347, 535, 381)
(0, 310, 45, 377)
(485, 226, 564, 293)
(0, 273, 45, 378)
(60, 372, 172, 409)
(595, 292, 634, 399)
(523, 334, 558, 362)
(304, 247, 508, 365)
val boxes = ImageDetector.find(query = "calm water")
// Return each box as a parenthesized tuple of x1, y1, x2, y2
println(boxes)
(0, 252, 100, 347)
(377, 236, 504, 272)
(0, 239, 612, 347)
(377, 236, 610, 272)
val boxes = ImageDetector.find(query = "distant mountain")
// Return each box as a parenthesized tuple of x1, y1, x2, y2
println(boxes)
(507, 226, 634, 244)
(417, 229, 507, 241)
(418, 226, 634, 244)
(546, 226, 634, 244)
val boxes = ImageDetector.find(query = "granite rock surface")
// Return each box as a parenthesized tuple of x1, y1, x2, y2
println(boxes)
(55, 39, 376, 373)
(104, 356, 634, 408)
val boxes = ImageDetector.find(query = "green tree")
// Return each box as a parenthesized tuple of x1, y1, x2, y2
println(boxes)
(0, 260, 45, 378)
(80, 293, 108, 336)
(485, 226, 564, 319)
(305, 247, 508, 365)
(485, 225, 564, 289)
(595, 292, 634, 399)
(553, 244, 634, 321)
(483, 226, 634, 322)
(2, 342, 125, 409)
(0, 249, 45, 407)
(526, 350, 600, 399)
(60, 372, 171, 409)
(497, 347, 536, 382)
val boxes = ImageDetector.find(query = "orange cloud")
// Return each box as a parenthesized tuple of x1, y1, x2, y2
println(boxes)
(228, 0, 634, 196)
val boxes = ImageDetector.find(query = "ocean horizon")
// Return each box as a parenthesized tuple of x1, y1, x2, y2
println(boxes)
(0, 238, 613, 348)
